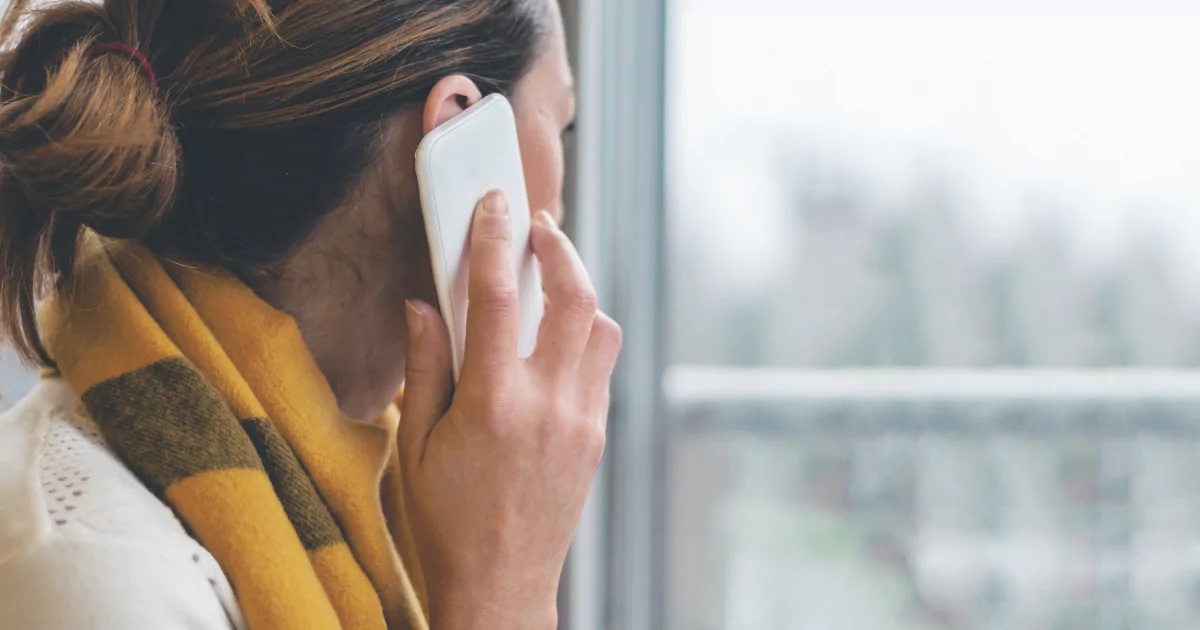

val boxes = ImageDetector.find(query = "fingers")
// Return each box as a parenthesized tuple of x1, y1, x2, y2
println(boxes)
(462, 190, 519, 391)
(399, 299, 454, 466)
(580, 311, 622, 414)
(530, 210, 598, 373)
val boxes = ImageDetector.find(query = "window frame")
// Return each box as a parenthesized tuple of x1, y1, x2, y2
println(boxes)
(559, 1, 671, 629)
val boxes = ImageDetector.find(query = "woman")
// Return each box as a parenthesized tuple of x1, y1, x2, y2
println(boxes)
(0, 0, 620, 628)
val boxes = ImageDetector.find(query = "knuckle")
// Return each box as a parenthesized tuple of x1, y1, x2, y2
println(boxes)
(545, 393, 576, 427)
(595, 315, 623, 350)
(484, 414, 518, 439)
(584, 424, 607, 468)
(564, 411, 589, 441)
(565, 287, 599, 319)
(474, 355, 511, 384)
(477, 284, 518, 314)
(536, 394, 579, 438)
(470, 391, 518, 436)
(406, 357, 435, 376)
(590, 421, 607, 450)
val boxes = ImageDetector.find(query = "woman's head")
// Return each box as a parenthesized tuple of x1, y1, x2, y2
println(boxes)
(0, 0, 575, 417)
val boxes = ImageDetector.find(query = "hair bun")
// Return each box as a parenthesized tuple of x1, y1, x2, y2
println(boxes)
(0, 37, 179, 239)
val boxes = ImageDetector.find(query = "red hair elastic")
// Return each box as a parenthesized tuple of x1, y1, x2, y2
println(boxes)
(85, 42, 158, 95)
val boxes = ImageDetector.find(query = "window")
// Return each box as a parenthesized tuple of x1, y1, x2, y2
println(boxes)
(6, 3, 1200, 629)
(656, 1, 1200, 630)
(0, 348, 35, 412)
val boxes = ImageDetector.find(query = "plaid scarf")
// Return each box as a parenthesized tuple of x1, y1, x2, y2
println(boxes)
(40, 241, 427, 630)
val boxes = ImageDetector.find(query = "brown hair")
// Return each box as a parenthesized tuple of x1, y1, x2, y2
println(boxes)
(0, 0, 546, 365)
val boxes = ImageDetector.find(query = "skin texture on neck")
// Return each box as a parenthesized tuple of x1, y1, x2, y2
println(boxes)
(258, 1, 576, 421)
(257, 109, 433, 421)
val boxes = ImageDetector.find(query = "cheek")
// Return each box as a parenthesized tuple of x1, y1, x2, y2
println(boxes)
(518, 125, 565, 220)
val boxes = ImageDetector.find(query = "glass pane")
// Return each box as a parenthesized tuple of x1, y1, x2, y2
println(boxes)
(665, 2, 1200, 629)
(670, 398, 1200, 630)
(667, 0, 1200, 368)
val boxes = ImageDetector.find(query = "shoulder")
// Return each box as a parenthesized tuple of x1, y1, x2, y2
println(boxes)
(0, 379, 244, 630)
(0, 531, 238, 629)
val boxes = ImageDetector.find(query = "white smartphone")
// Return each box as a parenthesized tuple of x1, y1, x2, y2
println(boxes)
(415, 93, 545, 382)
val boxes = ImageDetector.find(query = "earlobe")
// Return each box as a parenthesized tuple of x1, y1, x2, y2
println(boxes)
(423, 75, 484, 134)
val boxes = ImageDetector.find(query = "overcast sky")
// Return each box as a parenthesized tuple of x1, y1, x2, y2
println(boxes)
(670, 0, 1200, 294)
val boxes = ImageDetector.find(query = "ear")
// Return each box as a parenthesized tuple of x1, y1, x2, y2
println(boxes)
(423, 75, 484, 134)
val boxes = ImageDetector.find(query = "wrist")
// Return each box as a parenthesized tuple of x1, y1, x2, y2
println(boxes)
(430, 592, 557, 630)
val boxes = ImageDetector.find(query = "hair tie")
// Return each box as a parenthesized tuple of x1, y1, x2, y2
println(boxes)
(85, 42, 158, 95)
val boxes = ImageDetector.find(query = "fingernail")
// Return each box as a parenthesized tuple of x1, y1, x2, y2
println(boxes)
(535, 210, 557, 229)
(483, 190, 509, 217)
(406, 300, 425, 338)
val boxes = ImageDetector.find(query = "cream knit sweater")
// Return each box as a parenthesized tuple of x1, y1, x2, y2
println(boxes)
(0, 378, 245, 629)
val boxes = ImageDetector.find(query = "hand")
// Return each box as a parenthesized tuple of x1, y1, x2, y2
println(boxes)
(399, 190, 622, 630)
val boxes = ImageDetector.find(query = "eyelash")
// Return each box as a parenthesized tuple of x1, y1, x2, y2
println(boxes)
(562, 121, 577, 137)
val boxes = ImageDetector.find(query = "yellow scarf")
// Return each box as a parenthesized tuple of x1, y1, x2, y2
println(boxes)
(40, 241, 428, 630)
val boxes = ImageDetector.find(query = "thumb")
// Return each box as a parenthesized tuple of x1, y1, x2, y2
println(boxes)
(399, 299, 453, 467)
